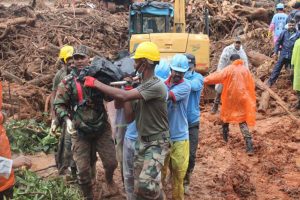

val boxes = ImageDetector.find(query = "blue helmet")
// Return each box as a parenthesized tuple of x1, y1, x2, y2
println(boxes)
(155, 60, 170, 80)
(170, 54, 189, 73)
(276, 3, 284, 9)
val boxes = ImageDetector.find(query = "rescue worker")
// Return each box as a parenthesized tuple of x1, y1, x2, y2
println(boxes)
(211, 37, 249, 114)
(204, 54, 256, 155)
(122, 121, 138, 200)
(292, 38, 300, 109)
(269, 3, 288, 44)
(50, 45, 76, 177)
(0, 82, 32, 200)
(286, 1, 300, 23)
(267, 20, 300, 86)
(54, 45, 118, 200)
(183, 54, 204, 195)
(84, 41, 171, 200)
(162, 54, 191, 200)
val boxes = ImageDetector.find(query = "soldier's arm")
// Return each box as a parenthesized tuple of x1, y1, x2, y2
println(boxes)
(53, 82, 71, 122)
(92, 80, 143, 102)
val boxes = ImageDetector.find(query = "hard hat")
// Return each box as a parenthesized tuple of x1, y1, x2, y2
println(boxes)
(155, 60, 170, 80)
(131, 42, 160, 61)
(59, 45, 74, 64)
(170, 54, 189, 73)
(276, 3, 284, 9)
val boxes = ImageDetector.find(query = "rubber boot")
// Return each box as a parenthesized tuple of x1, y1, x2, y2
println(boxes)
(245, 137, 254, 156)
(211, 102, 219, 114)
(184, 172, 191, 195)
(222, 124, 229, 142)
(211, 93, 221, 114)
(80, 183, 94, 200)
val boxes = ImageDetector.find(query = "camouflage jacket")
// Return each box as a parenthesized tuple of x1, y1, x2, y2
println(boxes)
(53, 68, 108, 136)
(52, 67, 68, 91)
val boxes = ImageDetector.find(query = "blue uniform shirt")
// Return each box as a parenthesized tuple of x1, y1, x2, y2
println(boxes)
(184, 71, 204, 126)
(125, 121, 138, 141)
(164, 77, 191, 142)
(271, 13, 288, 37)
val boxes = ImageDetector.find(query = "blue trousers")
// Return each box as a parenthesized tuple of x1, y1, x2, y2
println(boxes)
(268, 56, 291, 86)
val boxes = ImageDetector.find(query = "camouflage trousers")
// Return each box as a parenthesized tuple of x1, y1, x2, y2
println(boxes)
(134, 137, 171, 200)
(55, 123, 76, 175)
(71, 123, 118, 189)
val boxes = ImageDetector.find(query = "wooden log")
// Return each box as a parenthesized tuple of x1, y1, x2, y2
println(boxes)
(0, 17, 35, 29)
(26, 74, 53, 86)
(255, 77, 299, 124)
(248, 51, 272, 67)
(220, 28, 264, 45)
(258, 90, 270, 113)
(1, 70, 25, 84)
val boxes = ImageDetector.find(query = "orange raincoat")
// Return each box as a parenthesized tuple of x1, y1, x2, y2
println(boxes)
(0, 82, 15, 192)
(205, 59, 256, 126)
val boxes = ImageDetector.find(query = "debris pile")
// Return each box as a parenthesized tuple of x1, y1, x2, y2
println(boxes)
(0, 3, 128, 120)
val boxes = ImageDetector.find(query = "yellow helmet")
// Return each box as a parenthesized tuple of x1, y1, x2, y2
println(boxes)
(131, 42, 160, 61)
(59, 45, 74, 64)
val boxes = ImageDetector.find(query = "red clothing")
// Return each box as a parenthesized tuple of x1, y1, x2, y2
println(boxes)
(205, 59, 256, 126)
(0, 82, 15, 192)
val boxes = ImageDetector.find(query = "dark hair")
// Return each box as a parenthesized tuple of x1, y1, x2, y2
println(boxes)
(230, 54, 240, 61)
(289, 19, 296, 24)
(277, 8, 284, 11)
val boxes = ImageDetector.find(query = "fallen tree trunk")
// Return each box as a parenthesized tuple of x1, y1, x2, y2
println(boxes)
(258, 90, 270, 113)
(248, 51, 272, 67)
(1, 70, 25, 84)
(26, 74, 53, 86)
(0, 17, 36, 29)
(255, 77, 299, 124)
(221, 28, 264, 45)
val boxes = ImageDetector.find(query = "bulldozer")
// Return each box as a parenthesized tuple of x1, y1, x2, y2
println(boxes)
(129, 0, 210, 74)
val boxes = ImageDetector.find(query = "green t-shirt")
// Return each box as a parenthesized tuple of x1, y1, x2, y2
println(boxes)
(135, 76, 169, 137)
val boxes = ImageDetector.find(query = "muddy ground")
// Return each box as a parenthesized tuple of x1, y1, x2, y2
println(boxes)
(29, 102, 300, 200)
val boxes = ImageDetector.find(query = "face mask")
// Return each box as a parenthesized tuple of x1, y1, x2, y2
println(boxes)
(184, 71, 193, 79)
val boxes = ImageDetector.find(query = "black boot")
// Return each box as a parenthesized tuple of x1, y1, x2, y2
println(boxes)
(245, 137, 254, 156)
(80, 183, 94, 200)
(222, 124, 229, 142)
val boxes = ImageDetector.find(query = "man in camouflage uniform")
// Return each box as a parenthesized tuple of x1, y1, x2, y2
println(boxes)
(84, 41, 171, 200)
(50, 45, 77, 177)
(54, 45, 118, 200)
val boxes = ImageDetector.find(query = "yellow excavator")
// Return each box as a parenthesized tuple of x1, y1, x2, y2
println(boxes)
(129, 0, 210, 73)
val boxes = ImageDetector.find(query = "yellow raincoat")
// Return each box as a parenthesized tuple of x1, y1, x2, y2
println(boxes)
(292, 38, 300, 91)
(205, 59, 256, 126)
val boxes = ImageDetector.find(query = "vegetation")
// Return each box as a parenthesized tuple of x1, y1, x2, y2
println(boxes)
(14, 170, 81, 200)
(5, 119, 58, 154)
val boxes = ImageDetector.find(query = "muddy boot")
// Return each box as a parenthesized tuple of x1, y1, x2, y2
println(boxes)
(211, 93, 221, 114)
(222, 124, 229, 142)
(245, 137, 254, 156)
(102, 181, 119, 198)
(211, 102, 219, 114)
(184, 172, 191, 195)
(80, 183, 94, 200)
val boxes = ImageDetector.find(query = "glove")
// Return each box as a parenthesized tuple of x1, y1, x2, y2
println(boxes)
(84, 76, 96, 88)
(50, 119, 61, 136)
(65, 118, 77, 135)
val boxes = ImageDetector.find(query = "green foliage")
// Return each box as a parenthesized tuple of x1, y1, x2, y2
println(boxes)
(5, 119, 58, 154)
(14, 170, 81, 200)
